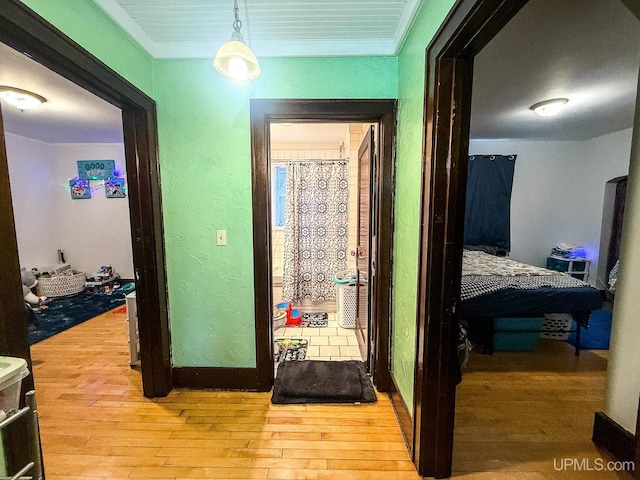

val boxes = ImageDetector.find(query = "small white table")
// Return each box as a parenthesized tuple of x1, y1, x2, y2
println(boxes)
(125, 292, 140, 367)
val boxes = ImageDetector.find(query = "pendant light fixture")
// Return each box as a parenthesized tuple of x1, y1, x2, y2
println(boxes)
(214, 0, 261, 81)
(0, 86, 47, 112)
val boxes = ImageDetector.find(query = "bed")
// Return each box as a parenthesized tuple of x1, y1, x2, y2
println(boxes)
(460, 249, 603, 355)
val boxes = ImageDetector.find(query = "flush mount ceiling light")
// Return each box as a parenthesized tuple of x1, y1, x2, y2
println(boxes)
(530, 98, 569, 117)
(214, 0, 261, 81)
(0, 86, 47, 112)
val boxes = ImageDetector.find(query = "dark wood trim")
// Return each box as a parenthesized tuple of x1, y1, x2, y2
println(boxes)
(250, 99, 397, 393)
(173, 368, 259, 390)
(636, 399, 640, 480)
(389, 372, 413, 452)
(122, 108, 172, 397)
(0, 104, 34, 474)
(622, 0, 640, 22)
(0, 0, 170, 398)
(413, 0, 529, 477)
(593, 412, 636, 464)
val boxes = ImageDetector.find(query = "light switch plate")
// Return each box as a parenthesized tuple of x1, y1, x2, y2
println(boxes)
(216, 230, 227, 246)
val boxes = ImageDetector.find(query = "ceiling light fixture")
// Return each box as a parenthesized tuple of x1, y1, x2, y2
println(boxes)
(214, 0, 261, 81)
(0, 86, 47, 112)
(530, 98, 569, 117)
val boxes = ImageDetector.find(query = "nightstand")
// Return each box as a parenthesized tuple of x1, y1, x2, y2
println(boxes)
(546, 256, 589, 280)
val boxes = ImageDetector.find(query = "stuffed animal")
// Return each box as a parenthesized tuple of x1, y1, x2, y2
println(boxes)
(21, 268, 47, 305)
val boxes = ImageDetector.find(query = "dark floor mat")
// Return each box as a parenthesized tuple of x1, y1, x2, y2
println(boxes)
(272, 360, 376, 404)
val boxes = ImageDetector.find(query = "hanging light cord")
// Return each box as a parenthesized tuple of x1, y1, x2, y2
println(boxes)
(233, 0, 242, 33)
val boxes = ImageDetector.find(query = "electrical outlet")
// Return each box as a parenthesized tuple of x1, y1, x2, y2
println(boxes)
(216, 230, 227, 246)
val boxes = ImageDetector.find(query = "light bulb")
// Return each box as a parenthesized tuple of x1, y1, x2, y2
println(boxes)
(228, 57, 249, 80)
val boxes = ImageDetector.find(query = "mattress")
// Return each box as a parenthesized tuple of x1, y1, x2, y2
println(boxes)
(460, 250, 602, 319)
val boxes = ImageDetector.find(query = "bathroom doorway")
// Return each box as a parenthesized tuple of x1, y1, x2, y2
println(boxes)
(269, 122, 374, 365)
(250, 99, 396, 393)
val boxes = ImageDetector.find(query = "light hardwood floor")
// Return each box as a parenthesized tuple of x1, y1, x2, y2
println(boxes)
(30, 307, 418, 480)
(29, 308, 634, 479)
(454, 340, 634, 479)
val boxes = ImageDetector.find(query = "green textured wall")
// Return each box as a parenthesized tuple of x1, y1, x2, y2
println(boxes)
(392, 0, 456, 411)
(20, 0, 153, 96)
(18, 0, 456, 411)
(154, 56, 398, 366)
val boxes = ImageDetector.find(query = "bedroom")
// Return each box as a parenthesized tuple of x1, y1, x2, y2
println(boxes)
(450, 0, 640, 475)
(459, 0, 637, 344)
(0, 41, 135, 345)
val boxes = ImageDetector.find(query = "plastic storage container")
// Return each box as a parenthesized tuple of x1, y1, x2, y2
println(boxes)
(493, 317, 544, 351)
(333, 269, 358, 329)
(0, 356, 29, 416)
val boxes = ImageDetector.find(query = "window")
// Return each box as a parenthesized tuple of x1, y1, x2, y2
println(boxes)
(273, 165, 286, 227)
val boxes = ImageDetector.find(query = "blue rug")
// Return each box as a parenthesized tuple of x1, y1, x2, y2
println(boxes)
(567, 309, 612, 350)
(28, 291, 127, 345)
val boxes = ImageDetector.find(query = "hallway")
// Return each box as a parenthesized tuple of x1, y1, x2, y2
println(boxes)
(29, 307, 417, 479)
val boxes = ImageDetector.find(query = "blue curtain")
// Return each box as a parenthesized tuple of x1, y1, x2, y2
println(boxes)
(464, 154, 516, 252)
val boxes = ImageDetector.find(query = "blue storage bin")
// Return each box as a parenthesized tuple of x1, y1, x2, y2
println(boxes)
(493, 317, 544, 351)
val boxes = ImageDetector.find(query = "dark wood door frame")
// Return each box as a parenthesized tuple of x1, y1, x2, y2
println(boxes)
(412, 0, 529, 478)
(0, 3, 171, 465)
(250, 99, 396, 393)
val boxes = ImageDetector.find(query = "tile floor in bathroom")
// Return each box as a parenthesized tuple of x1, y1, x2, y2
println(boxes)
(273, 311, 363, 361)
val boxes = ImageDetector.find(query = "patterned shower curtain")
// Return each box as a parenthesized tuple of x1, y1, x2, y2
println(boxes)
(282, 161, 349, 302)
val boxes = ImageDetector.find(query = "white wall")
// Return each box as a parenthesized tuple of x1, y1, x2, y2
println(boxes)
(5, 134, 134, 279)
(5, 133, 60, 268)
(53, 143, 133, 279)
(470, 130, 631, 284)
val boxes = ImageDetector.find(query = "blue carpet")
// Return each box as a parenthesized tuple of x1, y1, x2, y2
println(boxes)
(28, 291, 127, 345)
(567, 309, 612, 350)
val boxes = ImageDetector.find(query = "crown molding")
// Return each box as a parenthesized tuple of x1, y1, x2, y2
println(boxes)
(93, 0, 158, 57)
(92, 0, 420, 59)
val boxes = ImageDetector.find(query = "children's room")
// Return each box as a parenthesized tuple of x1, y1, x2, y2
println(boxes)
(1, 41, 136, 349)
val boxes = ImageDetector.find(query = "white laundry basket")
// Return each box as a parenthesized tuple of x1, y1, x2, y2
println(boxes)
(334, 269, 357, 329)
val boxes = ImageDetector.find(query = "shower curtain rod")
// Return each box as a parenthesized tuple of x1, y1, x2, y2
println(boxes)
(272, 157, 349, 164)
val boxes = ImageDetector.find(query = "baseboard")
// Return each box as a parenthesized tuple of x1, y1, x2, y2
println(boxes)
(389, 370, 413, 452)
(172, 367, 260, 390)
(593, 411, 636, 462)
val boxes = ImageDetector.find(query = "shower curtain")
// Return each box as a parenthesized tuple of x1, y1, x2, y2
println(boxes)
(282, 161, 349, 302)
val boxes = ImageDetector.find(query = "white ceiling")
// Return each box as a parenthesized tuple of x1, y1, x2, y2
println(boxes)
(1, 0, 639, 144)
(471, 0, 640, 141)
(0, 42, 123, 144)
(92, 0, 423, 58)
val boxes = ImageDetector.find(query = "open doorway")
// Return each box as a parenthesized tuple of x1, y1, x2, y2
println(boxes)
(250, 99, 396, 393)
(0, 3, 170, 471)
(413, 0, 639, 477)
(1, 41, 135, 349)
(269, 122, 374, 365)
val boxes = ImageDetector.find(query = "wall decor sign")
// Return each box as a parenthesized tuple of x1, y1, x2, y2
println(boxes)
(105, 177, 126, 198)
(69, 178, 91, 199)
(77, 159, 115, 180)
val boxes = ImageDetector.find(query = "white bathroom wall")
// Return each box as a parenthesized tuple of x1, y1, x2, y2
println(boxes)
(4, 133, 134, 279)
(53, 143, 133, 279)
(5, 133, 61, 269)
(469, 129, 631, 284)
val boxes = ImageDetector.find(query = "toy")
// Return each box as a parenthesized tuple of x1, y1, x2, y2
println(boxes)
(20, 268, 46, 305)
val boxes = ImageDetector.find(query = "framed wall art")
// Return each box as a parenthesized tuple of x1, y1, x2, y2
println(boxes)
(77, 159, 115, 180)
(105, 177, 126, 198)
(69, 178, 91, 199)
